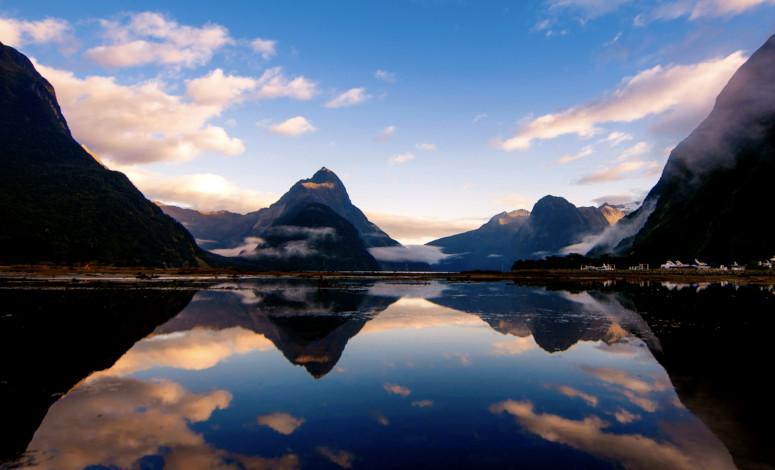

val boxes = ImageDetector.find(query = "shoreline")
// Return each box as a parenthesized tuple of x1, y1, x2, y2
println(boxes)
(2, 265, 775, 286)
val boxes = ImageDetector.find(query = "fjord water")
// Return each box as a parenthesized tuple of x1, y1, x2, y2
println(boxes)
(3, 280, 773, 469)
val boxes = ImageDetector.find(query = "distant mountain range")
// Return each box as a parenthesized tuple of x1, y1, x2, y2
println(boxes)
(427, 196, 623, 271)
(8, 29, 772, 270)
(0, 42, 209, 267)
(590, 33, 775, 264)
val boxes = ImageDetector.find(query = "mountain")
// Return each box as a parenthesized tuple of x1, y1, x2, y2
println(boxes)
(160, 167, 397, 270)
(427, 210, 530, 271)
(0, 42, 208, 267)
(248, 202, 380, 271)
(592, 34, 775, 263)
(247, 168, 400, 249)
(162, 168, 399, 252)
(428, 196, 622, 271)
(155, 203, 258, 251)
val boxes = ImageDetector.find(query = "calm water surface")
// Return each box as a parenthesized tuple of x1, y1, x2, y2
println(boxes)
(3, 279, 773, 469)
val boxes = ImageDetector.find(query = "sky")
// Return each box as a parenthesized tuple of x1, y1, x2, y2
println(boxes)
(1, 0, 774, 244)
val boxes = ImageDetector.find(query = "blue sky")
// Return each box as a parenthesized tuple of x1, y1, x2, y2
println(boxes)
(2, 0, 774, 243)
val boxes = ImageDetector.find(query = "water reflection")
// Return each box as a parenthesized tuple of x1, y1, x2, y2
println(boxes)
(5, 280, 772, 469)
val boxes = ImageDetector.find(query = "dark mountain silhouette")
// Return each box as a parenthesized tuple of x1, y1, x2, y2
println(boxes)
(160, 168, 399, 252)
(428, 196, 622, 271)
(593, 34, 775, 264)
(0, 287, 195, 464)
(249, 202, 380, 271)
(154, 281, 398, 378)
(0, 42, 209, 267)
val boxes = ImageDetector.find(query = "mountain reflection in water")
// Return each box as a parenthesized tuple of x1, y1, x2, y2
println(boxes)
(3, 280, 772, 469)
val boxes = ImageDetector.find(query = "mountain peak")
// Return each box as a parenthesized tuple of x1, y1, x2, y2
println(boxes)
(310, 167, 341, 184)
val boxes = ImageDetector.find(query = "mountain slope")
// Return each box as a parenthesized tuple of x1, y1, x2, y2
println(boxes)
(596, 34, 775, 263)
(160, 168, 400, 252)
(428, 196, 621, 271)
(248, 202, 380, 271)
(0, 42, 208, 267)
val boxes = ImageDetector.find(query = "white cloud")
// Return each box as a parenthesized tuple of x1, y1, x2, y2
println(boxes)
(544, 0, 633, 18)
(257, 413, 305, 435)
(493, 51, 747, 150)
(617, 142, 651, 160)
(606, 131, 633, 146)
(575, 158, 660, 184)
(107, 327, 275, 375)
(185, 68, 260, 106)
(490, 399, 736, 470)
(325, 87, 371, 108)
(415, 142, 437, 150)
(473, 113, 488, 123)
(375, 69, 396, 83)
(373, 125, 396, 141)
(364, 212, 484, 245)
(122, 166, 278, 213)
(369, 245, 453, 264)
(35, 62, 315, 166)
(652, 0, 775, 20)
(383, 382, 412, 396)
(388, 152, 414, 165)
(0, 17, 76, 52)
(84, 12, 232, 68)
(251, 37, 277, 59)
(556, 145, 593, 164)
(269, 116, 316, 136)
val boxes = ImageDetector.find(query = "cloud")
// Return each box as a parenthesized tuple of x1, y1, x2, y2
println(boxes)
(104, 327, 275, 376)
(383, 382, 411, 397)
(415, 142, 437, 150)
(210, 237, 265, 257)
(84, 12, 233, 68)
(617, 141, 652, 160)
(575, 158, 660, 184)
(473, 113, 488, 123)
(325, 87, 371, 108)
(606, 131, 633, 146)
(544, 0, 633, 18)
(0, 17, 77, 52)
(557, 385, 599, 407)
(369, 245, 453, 264)
(412, 400, 435, 408)
(317, 447, 356, 469)
(489, 337, 538, 356)
(388, 152, 414, 165)
(121, 166, 278, 213)
(375, 69, 396, 83)
(492, 51, 747, 150)
(490, 399, 736, 470)
(257, 412, 305, 435)
(651, 0, 775, 20)
(373, 125, 395, 141)
(251, 37, 277, 59)
(269, 116, 316, 136)
(364, 212, 484, 245)
(35, 62, 315, 166)
(556, 145, 593, 164)
(592, 192, 646, 206)
(23, 375, 302, 470)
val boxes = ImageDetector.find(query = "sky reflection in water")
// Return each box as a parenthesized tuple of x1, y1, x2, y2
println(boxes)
(21, 281, 736, 470)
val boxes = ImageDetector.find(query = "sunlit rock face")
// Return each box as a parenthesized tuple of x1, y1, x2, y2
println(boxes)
(594, 34, 775, 263)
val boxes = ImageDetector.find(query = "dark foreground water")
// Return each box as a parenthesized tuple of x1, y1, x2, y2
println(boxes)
(1, 279, 773, 470)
